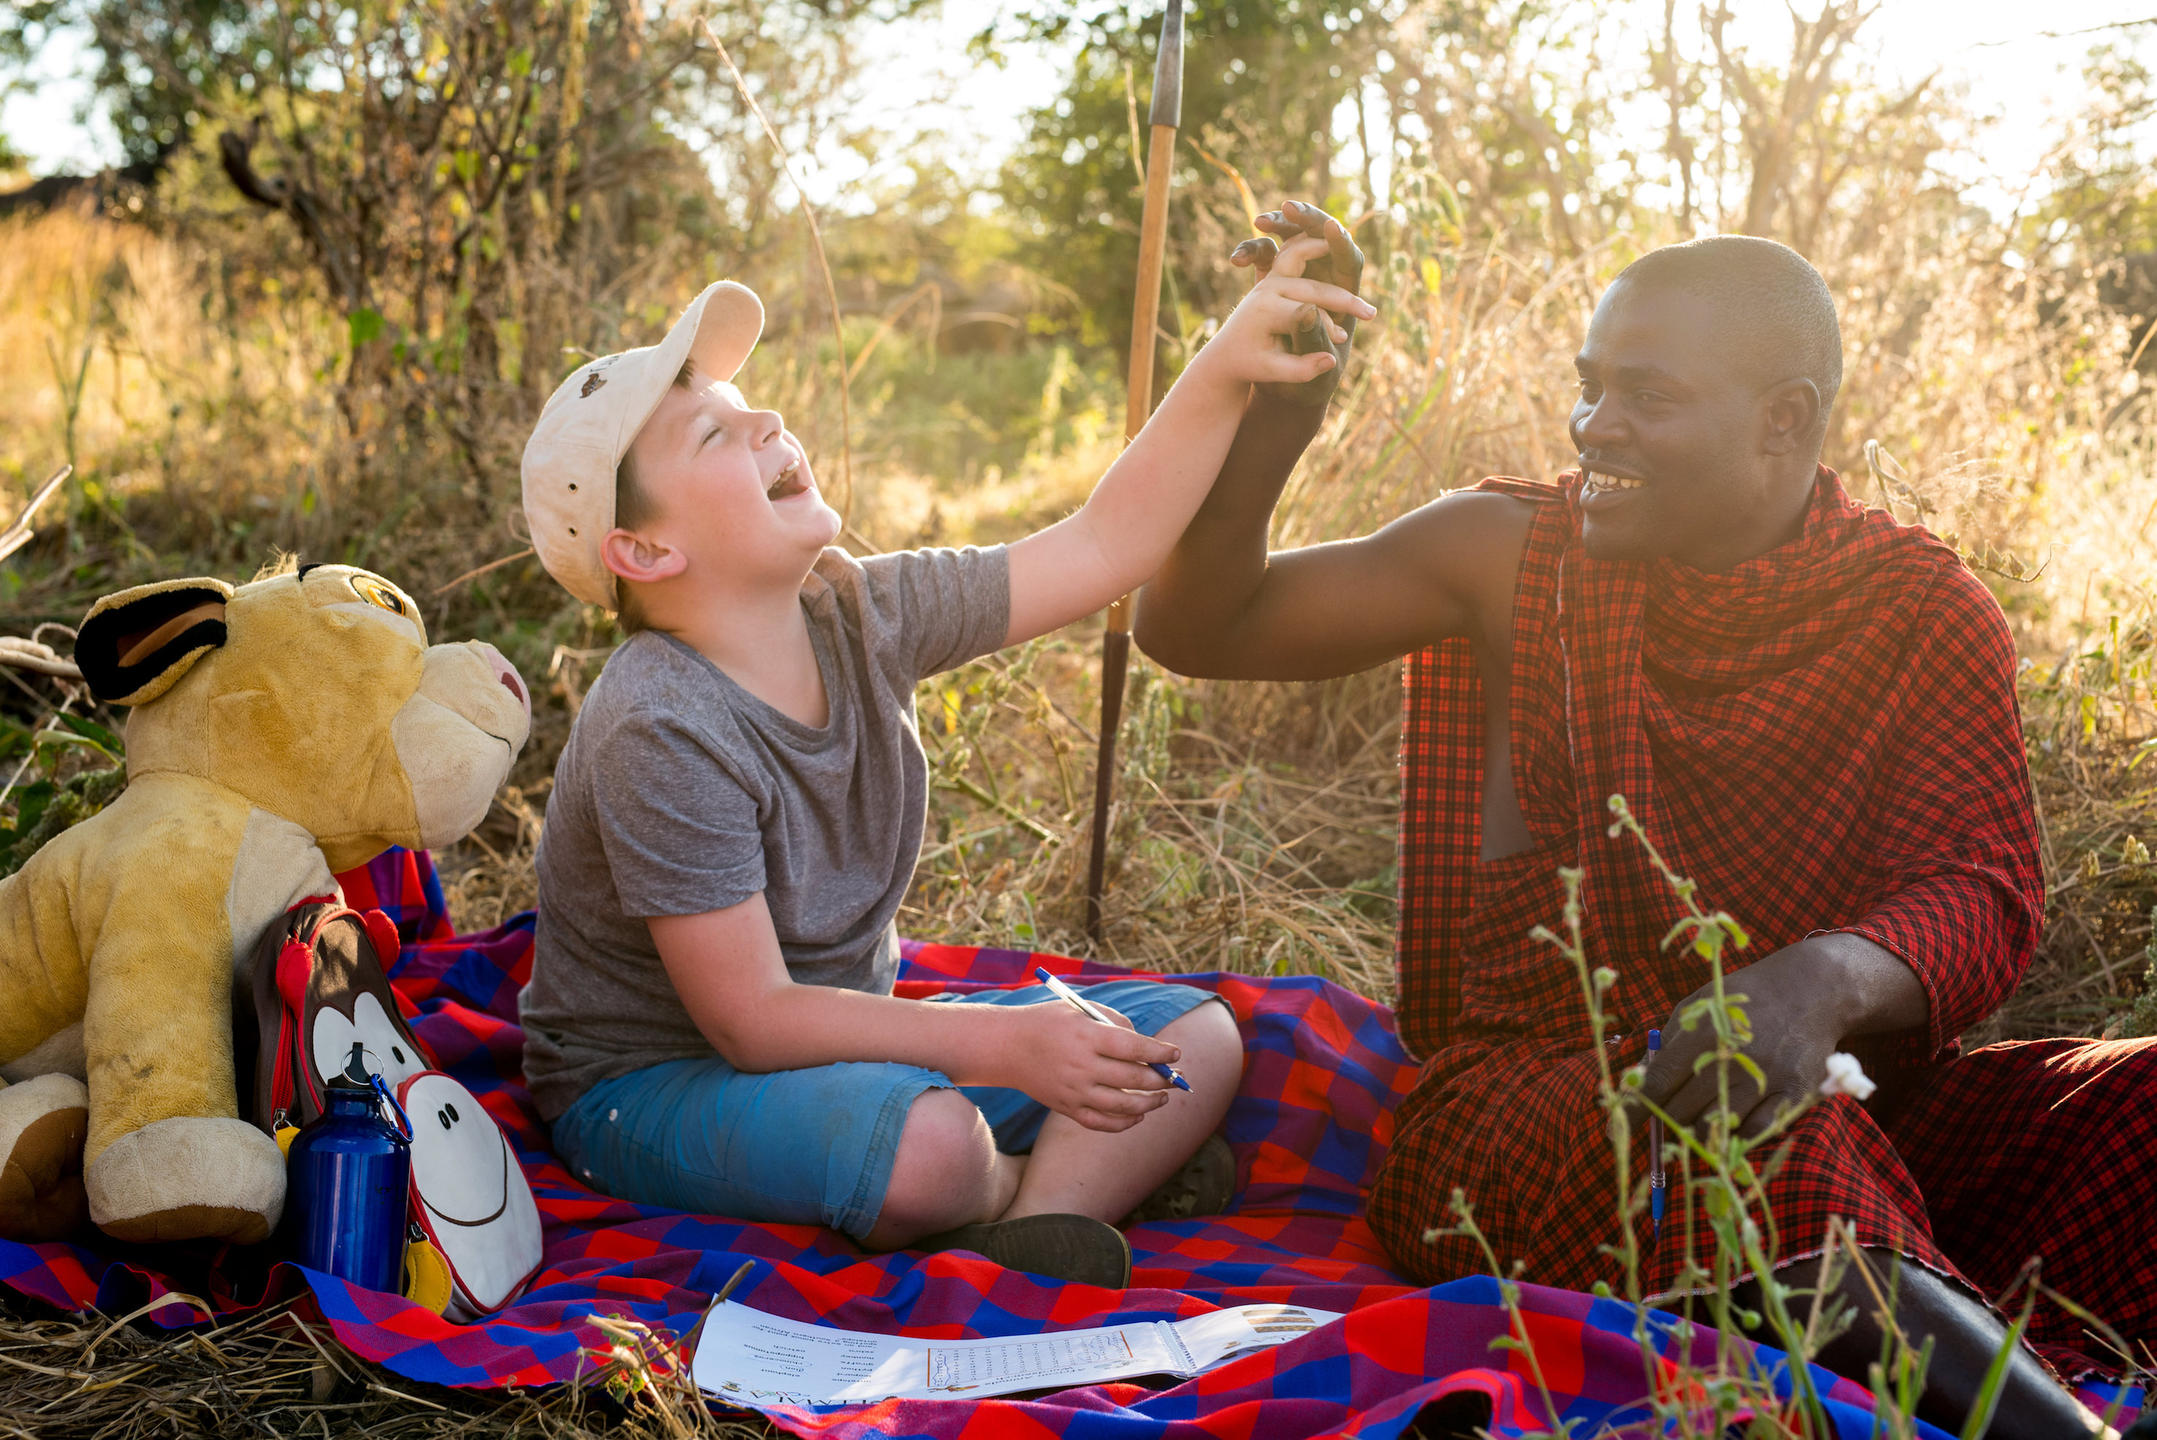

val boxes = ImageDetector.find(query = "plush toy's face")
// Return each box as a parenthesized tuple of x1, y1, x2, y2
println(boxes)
(75, 565, 532, 872)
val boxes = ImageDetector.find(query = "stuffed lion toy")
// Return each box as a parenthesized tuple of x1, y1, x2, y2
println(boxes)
(0, 563, 530, 1245)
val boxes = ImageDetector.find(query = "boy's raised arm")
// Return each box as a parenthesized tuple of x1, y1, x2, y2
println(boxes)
(1001, 225, 1375, 650)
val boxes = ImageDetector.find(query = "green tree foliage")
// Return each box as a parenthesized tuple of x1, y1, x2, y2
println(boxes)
(0, 1, 929, 478)
(1, 1, 273, 164)
(2019, 41, 2157, 369)
(989, 1, 1655, 359)
(993, 0, 1388, 356)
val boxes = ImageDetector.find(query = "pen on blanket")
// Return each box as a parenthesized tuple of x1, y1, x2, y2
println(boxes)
(1033, 966, 1194, 1093)
(1647, 1029, 1666, 1240)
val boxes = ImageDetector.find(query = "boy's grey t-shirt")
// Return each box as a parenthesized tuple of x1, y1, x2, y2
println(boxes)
(520, 544, 1011, 1120)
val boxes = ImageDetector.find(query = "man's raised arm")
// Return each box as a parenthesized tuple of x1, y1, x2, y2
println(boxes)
(1135, 200, 1529, 682)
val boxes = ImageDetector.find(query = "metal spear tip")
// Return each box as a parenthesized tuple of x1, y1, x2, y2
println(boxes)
(1148, 0, 1185, 131)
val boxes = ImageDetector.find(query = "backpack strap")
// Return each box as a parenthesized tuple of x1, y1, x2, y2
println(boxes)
(264, 903, 338, 1124)
(361, 909, 404, 980)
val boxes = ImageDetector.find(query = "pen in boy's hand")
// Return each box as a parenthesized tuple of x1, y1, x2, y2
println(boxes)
(1033, 966, 1194, 1093)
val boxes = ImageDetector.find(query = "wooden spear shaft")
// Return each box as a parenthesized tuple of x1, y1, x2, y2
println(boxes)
(1085, 0, 1184, 943)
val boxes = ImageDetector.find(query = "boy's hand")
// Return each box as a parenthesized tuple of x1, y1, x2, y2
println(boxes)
(1230, 199, 1368, 409)
(1196, 212, 1375, 401)
(1010, 1001, 1180, 1132)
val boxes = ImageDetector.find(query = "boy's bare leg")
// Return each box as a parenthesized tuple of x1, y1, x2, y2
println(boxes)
(1001, 1001, 1243, 1224)
(864, 1087, 1027, 1249)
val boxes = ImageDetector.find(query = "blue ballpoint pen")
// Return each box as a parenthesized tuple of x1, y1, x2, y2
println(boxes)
(1647, 1029, 1666, 1240)
(1033, 967, 1194, 1093)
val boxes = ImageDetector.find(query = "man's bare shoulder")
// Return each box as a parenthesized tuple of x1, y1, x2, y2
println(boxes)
(1384, 487, 1543, 543)
(1373, 488, 1542, 608)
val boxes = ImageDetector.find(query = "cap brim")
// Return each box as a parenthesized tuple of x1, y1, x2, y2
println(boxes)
(615, 281, 765, 460)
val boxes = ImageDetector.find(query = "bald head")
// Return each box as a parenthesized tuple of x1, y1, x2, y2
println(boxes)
(1569, 236, 1845, 568)
(1611, 235, 1842, 450)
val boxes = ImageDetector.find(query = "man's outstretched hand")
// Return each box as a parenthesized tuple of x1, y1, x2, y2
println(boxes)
(1231, 199, 1365, 408)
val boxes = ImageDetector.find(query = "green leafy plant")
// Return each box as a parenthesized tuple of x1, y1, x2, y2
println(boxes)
(0, 709, 126, 880)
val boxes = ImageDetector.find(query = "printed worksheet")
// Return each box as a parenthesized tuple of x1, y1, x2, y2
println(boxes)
(690, 1301, 1342, 1408)
(923, 1325, 1179, 1395)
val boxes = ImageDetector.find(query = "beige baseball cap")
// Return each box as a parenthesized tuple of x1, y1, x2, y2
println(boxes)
(521, 281, 765, 609)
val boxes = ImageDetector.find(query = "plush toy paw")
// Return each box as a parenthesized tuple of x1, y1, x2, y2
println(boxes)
(85, 1116, 285, 1245)
(0, 1074, 90, 1241)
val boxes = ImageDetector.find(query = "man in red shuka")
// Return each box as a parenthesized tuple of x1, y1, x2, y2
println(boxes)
(1137, 201, 2156, 1440)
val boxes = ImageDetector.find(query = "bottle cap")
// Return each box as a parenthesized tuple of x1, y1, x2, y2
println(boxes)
(327, 1041, 372, 1091)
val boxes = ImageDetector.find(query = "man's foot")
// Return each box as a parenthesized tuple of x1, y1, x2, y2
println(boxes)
(1121, 1133, 1236, 1226)
(915, 1213, 1131, 1289)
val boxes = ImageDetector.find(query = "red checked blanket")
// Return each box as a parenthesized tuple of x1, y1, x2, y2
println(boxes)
(1373, 468, 2157, 1377)
(2, 849, 2143, 1431)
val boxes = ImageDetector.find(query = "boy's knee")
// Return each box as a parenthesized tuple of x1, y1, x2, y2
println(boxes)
(873, 1087, 998, 1242)
(1163, 999, 1244, 1076)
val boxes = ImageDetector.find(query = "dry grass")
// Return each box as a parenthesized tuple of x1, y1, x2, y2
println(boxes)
(8, 157, 2157, 1429)
(0, 1297, 772, 1439)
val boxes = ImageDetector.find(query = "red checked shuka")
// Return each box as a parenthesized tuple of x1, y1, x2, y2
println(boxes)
(1372, 469, 2157, 1377)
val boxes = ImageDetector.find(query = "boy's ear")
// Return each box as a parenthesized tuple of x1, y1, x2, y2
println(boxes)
(600, 528, 688, 587)
(75, 577, 237, 705)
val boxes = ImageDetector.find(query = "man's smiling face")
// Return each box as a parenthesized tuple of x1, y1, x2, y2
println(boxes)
(1569, 276, 1805, 570)
(621, 377, 840, 585)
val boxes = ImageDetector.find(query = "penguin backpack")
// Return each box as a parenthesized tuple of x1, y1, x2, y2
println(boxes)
(250, 899, 541, 1319)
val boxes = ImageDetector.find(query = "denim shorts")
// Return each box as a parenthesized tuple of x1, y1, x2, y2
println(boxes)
(549, 979, 1218, 1240)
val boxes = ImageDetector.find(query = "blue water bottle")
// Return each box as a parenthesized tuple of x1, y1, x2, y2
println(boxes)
(286, 1042, 411, 1293)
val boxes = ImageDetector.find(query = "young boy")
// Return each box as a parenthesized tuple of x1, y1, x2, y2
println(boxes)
(517, 233, 1372, 1286)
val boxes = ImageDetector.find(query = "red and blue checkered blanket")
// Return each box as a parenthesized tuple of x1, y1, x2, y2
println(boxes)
(2, 852, 2133, 1437)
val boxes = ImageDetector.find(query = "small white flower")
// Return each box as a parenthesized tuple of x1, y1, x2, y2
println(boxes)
(1820, 1052, 1877, 1101)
